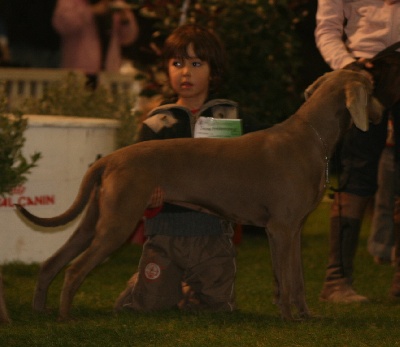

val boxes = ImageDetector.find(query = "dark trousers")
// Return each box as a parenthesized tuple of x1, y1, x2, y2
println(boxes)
(338, 112, 389, 196)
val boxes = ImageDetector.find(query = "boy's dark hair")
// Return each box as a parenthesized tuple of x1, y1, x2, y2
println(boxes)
(162, 24, 226, 91)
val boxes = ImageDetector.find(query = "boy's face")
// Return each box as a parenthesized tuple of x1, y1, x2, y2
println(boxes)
(168, 44, 211, 107)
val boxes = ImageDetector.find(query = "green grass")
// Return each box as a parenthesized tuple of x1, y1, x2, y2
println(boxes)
(1, 201, 400, 346)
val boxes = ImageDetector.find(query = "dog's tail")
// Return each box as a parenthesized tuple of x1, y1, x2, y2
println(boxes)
(15, 160, 105, 228)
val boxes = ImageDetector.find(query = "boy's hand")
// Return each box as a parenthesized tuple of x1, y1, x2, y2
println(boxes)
(147, 186, 164, 208)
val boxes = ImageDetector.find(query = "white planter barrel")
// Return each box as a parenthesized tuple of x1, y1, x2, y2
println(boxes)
(0, 115, 120, 264)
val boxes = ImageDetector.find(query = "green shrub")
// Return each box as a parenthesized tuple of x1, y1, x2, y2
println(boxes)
(19, 73, 141, 148)
(0, 90, 41, 196)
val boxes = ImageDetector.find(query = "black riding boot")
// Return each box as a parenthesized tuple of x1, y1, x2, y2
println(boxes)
(390, 196, 400, 297)
(320, 192, 371, 303)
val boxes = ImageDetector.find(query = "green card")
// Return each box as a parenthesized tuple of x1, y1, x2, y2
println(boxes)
(194, 117, 243, 138)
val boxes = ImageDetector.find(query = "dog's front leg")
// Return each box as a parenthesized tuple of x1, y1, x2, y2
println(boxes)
(265, 224, 294, 320)
(289, 228, 311, 319)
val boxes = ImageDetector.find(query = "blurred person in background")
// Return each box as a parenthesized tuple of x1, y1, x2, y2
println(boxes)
(52, 0, 139, 79)
(368, 114, 398, 266)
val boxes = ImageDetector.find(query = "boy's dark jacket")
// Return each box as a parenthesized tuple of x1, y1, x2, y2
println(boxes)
(138, 98, 239, 141)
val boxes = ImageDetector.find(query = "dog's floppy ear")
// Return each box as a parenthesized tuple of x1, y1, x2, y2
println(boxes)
(368, 97, 385, 125)
(345, 81, 369, 131)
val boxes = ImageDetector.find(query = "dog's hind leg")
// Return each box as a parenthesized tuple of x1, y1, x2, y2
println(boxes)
(57, 193, 147, 320)
(58, 224, 136, 320)
(33, 188, 99, 312)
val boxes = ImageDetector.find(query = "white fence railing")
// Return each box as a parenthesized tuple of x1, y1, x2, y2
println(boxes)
(0, 68, 141, 109)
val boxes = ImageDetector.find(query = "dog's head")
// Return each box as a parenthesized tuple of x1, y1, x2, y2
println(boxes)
(304, 70, 384, 131)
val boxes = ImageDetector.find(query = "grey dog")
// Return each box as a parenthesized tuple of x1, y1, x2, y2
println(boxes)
(16, 70, 383, 321)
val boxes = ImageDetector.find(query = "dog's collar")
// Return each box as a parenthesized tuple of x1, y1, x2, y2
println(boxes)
(298, 118, 330, 187)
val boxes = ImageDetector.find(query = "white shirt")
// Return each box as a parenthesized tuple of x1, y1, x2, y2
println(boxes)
(315, 0, 400, 69)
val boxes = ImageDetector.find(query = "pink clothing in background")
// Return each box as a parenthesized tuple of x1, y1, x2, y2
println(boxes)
(52, 0, 139, 74)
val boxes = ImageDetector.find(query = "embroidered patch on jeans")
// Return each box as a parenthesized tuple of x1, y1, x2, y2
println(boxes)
(144, 262, 161, 280)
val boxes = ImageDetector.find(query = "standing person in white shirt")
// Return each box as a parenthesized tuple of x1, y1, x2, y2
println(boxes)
(52, 0, 138, 75)
(315, 0, 400, 303)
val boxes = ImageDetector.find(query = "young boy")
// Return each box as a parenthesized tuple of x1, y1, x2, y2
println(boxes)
(115, 24, 240, 312)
